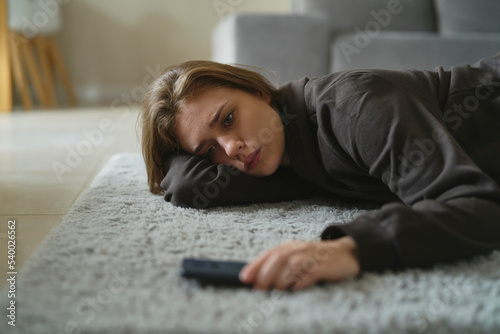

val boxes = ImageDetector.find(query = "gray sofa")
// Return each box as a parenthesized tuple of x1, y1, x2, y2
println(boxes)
(212, 0, 500, 84)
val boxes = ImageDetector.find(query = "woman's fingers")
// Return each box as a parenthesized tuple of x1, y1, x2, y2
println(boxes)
(240, 241, 315, 289)
(239, 247, 273, 283)
(274, 253, 317, 291)
(255, 241, 315, 289)
(239, 241, 298, 286)
(240, 237, 361, 291)
(253, 251, 292, 290)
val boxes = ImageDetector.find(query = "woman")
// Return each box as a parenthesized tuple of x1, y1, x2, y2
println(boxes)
(139, 54, 500, 291)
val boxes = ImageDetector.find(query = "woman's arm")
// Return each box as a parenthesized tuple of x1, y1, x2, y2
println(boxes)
(318, 70, 500, 272)
(161, 152, 321, 208)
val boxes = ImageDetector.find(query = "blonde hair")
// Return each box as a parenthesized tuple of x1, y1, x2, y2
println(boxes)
(138, 60, 278, 194)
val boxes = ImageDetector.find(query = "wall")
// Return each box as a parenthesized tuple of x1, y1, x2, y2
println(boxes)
(56, 0, 290, 106)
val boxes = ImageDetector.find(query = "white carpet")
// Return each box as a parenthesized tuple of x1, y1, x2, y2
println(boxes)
(2, 153, 500, 334)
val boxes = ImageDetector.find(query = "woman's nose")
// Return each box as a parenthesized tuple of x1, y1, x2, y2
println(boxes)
(220, 137, 243, 158)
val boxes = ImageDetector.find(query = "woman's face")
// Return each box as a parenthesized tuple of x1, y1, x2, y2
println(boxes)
(174, 87, 288, 177)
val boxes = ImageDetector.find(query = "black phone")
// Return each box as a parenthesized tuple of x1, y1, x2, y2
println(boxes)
(179, 257, 252, 287)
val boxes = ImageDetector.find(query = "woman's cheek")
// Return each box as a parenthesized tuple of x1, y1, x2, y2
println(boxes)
(212, 155, 227, 166)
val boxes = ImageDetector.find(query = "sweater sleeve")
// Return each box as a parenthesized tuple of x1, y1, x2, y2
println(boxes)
(160, 152, 321, 209)
(319, 71, 500, 272)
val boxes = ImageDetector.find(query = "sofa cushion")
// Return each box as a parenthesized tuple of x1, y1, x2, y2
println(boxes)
(291, 0, 436, 33)
(435, 0, 500, 34)
(331, 31, 500, 71)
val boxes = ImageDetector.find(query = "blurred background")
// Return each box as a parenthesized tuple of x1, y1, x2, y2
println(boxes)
(3, 0, 500, 111)
(2, 0, 290, 110)
(58, 0, 290, 106)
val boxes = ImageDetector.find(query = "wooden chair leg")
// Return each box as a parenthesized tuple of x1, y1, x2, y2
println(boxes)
(46, 36, 77, 106)
(18, 33, 50, 108)
(34, 35, 57, 107)
(0, 0, 12, 112)
(9, 33, 33, 110)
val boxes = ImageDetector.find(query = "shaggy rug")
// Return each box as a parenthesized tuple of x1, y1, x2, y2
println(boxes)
(1, 153, 500, 334)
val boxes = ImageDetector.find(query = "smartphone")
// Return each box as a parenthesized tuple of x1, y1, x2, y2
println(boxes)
(179, 257, 252, 287)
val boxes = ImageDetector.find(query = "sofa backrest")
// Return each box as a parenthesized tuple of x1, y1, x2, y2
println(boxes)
(291, 0, 437, 33)
(291, 0, 500, 35)
(435, 0, 500, 34)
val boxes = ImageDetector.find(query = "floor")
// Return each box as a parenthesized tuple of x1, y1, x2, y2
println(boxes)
(0, 106, 140, 289)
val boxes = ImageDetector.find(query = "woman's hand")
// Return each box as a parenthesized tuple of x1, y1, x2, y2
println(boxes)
(239, 236, 361, 291)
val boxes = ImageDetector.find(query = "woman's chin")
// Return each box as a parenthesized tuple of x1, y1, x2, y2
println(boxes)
(247, 163, 280, 178)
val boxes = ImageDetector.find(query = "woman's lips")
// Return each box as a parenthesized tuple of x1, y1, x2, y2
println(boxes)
(244, 147, 262, 172)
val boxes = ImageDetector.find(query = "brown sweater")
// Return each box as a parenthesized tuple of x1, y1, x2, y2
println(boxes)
(161, 53, 500, 273)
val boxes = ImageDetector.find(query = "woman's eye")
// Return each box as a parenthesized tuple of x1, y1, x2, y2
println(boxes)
(222, 111, 233, 127)
(206, 146, 215, 158)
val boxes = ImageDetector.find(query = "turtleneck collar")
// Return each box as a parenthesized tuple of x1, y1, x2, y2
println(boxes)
(275, 78, 329, 185)
(275, 78, 381, 201)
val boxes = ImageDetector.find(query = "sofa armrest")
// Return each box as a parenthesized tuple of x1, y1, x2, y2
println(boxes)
(212, 13, 330, 84)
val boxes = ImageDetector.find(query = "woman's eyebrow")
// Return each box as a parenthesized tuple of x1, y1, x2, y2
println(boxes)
(208, 101, 228, 128)
(193, 101, 228, 155)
